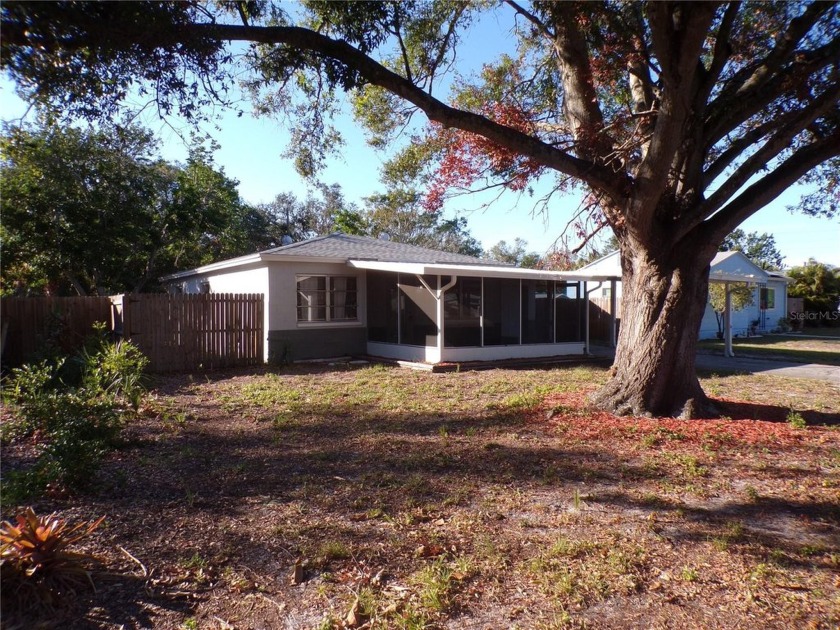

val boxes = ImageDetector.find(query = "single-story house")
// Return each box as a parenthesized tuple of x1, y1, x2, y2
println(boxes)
(576, 250, 791, 341)
(161, 233, 612, 365)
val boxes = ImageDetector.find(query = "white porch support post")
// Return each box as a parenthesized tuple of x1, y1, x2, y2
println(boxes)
(436, 275, 445, 359)
(609, 279, 617, 348)
(724, 282, 734, 358)
(416, 274, 457, 360)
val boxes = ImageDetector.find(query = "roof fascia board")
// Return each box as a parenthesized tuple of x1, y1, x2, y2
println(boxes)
(348, 259, 616, 281)
(160, 253, 263, 281)
(708, 271, 764, 284)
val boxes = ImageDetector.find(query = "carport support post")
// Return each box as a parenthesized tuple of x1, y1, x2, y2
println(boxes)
(724, 282, 734, 358)
(609, 279, 617, 348)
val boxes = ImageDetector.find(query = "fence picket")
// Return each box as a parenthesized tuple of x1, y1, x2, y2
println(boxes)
(2, 293, 264, 372)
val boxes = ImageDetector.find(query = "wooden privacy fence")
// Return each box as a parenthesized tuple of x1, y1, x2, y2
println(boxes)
(112, 293, 264, 372)
(2, 293, 264, 372)
(1, 296, 113, 367)
(589, 296, 621, 343)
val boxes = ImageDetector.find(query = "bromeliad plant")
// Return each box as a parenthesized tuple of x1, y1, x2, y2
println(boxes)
(0, 508, 105, 614)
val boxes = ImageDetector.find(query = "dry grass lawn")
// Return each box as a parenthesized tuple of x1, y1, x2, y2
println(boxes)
(2, 362, 839, 629)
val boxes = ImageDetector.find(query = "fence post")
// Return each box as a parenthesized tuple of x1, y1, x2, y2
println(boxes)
(110, 294, 130, 340)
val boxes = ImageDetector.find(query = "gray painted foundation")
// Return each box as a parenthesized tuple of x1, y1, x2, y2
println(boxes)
(268, 328, 367, 363)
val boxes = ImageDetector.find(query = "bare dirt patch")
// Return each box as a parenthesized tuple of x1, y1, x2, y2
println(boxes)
(3, 364, 839, 629)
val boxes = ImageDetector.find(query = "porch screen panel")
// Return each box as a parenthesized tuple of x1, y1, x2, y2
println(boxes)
(367, 271, 398, 342)
(444, 277, 481, 347)
(555, 282, 584, 342)
(521, 280, 554, 344)
(400, 274, 438, 346)
(483, 278, 520, 345)
(297, 276, 326, 321)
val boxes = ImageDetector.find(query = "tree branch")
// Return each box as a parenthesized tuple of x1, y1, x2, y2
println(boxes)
(631, 3, 716, 224)
(700, 130, 840, 243)
(542, 3, 612, 159)
(701, 82, 840, 216)
(732, 2, 832, 99)
(194, 22, 629, 201)
(696, 1, 740, 108)
(704, 107, 813, 187)
(705, 36, 840, 148)
(425, 4, 467, 93)
(503, 0, 554, 39)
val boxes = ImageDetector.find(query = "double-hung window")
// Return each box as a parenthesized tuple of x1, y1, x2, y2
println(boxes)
(296, 275, 358, 322)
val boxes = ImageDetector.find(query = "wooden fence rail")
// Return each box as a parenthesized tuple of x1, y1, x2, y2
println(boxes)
(2, 293, 264, 373)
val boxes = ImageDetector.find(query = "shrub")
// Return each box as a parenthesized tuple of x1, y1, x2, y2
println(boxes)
(82, 339, 149, 409)
(0, 508, 104, 618)
(786, 410, 807, 429)
(3, 326, 148, 499)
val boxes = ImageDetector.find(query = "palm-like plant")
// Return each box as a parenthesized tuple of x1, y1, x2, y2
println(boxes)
(0, 507, 105, 614)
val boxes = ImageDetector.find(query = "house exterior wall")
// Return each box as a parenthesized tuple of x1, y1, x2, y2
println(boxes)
(697, 278, 789, 339)
(265, 261, 367, 362)
(759, 278, 789, 331)
(268, 328, 367, 362)
(180, 264, 269, 295)
(177, 262, 369, 362)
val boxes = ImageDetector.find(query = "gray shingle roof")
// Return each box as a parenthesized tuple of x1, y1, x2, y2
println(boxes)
(263, 233, 509, 266)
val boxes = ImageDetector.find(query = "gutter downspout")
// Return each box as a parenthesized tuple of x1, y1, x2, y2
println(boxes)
(610, 279, 617, 347)
(724, 282, 734, 358)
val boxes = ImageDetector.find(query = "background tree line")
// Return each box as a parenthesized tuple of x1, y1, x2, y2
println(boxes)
(1, 121, 484, 296)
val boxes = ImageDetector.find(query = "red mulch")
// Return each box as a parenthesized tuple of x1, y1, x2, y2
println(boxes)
(538, 390, 810, 448)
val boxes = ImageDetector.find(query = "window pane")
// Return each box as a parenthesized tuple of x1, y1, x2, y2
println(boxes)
(330, 292, 358, 320)
(297, 276, 327, 321)
(330, 276, 358, 321)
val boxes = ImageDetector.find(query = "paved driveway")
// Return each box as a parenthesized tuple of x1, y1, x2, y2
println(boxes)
(589, 346, 839, 384)
(694, 353, 840, 384)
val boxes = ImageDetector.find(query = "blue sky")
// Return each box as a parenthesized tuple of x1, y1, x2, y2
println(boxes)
(2, 10, 838, 268)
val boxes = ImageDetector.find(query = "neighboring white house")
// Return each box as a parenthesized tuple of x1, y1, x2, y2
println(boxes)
(577, 250, 792, 340)
(161, 233, 613, 364)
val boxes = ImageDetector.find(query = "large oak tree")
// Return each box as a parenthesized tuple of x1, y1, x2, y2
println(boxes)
(3, 1, 838, 416)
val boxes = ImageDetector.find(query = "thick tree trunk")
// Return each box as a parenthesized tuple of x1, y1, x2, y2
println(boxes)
(590, 247, 716, 419)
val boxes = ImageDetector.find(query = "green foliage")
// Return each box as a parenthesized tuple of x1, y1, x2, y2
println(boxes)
(786, 411, 807, 429)
(720, 230, 785, 271)
(1, 123, 259, 295)
(787, 260, 840, 326)
(708, 283, 755, 336)
(363, 188, 482, 256)
(80, 324, 149, 409)
(1, 2, 229, 122)
(3, 327, 148, 498)
(485, 238, 540, 267)
(0, 508, 104, 620)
